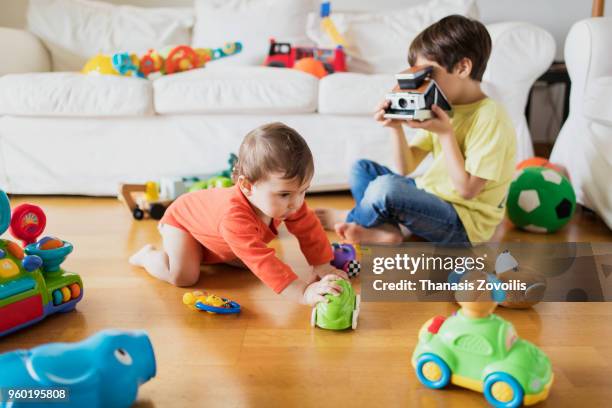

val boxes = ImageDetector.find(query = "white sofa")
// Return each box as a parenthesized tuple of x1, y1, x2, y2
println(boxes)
(550, 17, 612, 229)
(0, 1, 555, 195)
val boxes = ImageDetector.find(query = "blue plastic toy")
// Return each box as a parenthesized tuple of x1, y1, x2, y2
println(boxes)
(0, 329, 156, 408)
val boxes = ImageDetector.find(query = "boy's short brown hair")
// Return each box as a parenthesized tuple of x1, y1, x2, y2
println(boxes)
(408, 15, 492, 81)
(233, 122, 314, 185)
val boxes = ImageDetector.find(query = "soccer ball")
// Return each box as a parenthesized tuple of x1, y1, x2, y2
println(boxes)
(506, 166, 576, 233)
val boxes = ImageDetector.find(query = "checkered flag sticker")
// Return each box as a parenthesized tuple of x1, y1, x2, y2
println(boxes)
(346, 259, 361, 278)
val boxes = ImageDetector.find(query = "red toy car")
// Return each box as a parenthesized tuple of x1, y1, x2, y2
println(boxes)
(264, 38, 346, 74)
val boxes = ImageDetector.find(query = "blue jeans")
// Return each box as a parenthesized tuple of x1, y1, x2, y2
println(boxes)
(346, 159, 470, 244)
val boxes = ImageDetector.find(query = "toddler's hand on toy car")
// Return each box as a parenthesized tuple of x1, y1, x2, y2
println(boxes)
(303, 275, 343, 306)
(406, 104, 453, 137)
(374, 100, 403, 130)
(313, 263, 349, 281)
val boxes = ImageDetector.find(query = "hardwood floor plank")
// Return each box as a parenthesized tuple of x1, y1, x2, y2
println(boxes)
(0, 194, 610, 407)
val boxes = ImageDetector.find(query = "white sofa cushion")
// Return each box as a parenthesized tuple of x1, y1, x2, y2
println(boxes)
(306, 0, 479, 74)
(27, 0, 194, 72)
(584, 77, 612, 126)
(153, 66, 318, 115)
(192, 0, 313, 67)
(318, 73, 394, 115)
(0, 73, 153, 117)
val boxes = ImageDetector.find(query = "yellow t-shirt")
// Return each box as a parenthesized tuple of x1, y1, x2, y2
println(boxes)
(409, 98, 516, 242)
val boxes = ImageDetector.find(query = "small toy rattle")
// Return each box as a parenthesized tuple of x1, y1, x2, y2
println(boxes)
(183, 291, 241, 314)
(331, 242, 361, 278)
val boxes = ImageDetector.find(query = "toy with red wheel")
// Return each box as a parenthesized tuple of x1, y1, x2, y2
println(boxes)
(0, 191, 83, 338)
(165, 45, 202, 74)
(9, 203, 46, 246)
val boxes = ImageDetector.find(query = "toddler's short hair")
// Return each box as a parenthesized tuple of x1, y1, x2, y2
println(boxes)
(233, 122, 314, 185)
(408, 15, 491, 81)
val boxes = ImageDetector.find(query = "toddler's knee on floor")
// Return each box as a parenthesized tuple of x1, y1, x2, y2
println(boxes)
(168, 267, 200, 287)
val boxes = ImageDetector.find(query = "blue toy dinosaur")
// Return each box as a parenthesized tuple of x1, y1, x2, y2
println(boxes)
(0, 330, 156, 408)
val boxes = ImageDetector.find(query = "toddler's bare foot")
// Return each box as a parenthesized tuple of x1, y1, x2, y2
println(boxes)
(129, 244, 155, 266)
(314, 208, 349, 230)
(335, 222, 403, 245)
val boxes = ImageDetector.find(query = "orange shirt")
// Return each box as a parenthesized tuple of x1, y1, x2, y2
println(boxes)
(160, 186, 333, 293)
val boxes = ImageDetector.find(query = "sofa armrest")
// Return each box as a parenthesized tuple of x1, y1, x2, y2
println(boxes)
(564, 17, 612, 118)
(0, 27, 51, 75)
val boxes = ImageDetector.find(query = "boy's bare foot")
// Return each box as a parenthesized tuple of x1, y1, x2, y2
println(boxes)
(129, 244, 155, 266)
(314, 208, 349, 230)
(335, 222, 403, 244)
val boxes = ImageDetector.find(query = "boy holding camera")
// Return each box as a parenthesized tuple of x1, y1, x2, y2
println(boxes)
(317, 15, 516, 244)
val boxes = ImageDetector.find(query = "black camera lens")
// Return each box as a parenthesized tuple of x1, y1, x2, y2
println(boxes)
(398, 98, 408, 108)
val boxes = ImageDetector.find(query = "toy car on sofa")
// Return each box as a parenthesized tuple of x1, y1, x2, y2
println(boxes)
(412, 302, 553, 407)
(310, 279, 360, 330)
(0, 191, 83, 338)
(384, 65, 452, 121)
(264, 38, 346, 74)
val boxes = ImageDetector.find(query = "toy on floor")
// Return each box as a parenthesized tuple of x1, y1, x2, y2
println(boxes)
(447, 251, 546, 309)
(187, 175, 233, 192)
(83, 43, 243, 79)
(494, 250, 546, 309)
(412, 301, 553, 408)
(119, 181, 172, 221)
(0, 191, 83, 338)
(330, 242, 361, 278)
(384, 65, 453, 121)
(264, 39, 346, 76)
(183, 290, 241, 314)
(516, 157, 566, 175)
(119, 153, 237, 220)
(311, 278, 360, 330)
(0, 329, 156, 408)
(506, 166, 576, 233)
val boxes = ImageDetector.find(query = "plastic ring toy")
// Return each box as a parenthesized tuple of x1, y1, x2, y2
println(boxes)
(222, 42, 236, 55)
(483, 372, 524, 408)
(0, 190, 10, 235)
(195, 299, 241, 314)
(165, 46, 200, 74)
(415, 353, 451, 389)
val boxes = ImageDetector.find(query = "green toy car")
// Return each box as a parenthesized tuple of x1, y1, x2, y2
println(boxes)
(412, 310, 553, 407)
(310, 279, 360, 330)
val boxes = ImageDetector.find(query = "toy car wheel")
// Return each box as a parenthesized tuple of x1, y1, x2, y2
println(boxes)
(483, 372, 524, 408)
(351, 294, 361, 330)
(310, 308, 317, 327)
(415, 353, 451, 389)
(149, 203, 167, 220)
(132, 207, 144, 220)
(268, 61, 286, 68)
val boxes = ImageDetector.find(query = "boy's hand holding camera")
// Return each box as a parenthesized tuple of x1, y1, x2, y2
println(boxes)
(405, 104, 453, 138)
(374, 100, 452, 137)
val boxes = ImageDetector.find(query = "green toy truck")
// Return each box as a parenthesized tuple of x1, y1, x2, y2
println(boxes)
(412, 307, 553, 407)
(310, 279, 360, 330)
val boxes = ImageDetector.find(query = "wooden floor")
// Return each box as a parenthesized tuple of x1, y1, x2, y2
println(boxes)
(1, 193, 612, 408)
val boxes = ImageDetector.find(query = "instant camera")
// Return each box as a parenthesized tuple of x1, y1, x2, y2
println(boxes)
(384, 65, 453, 121)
